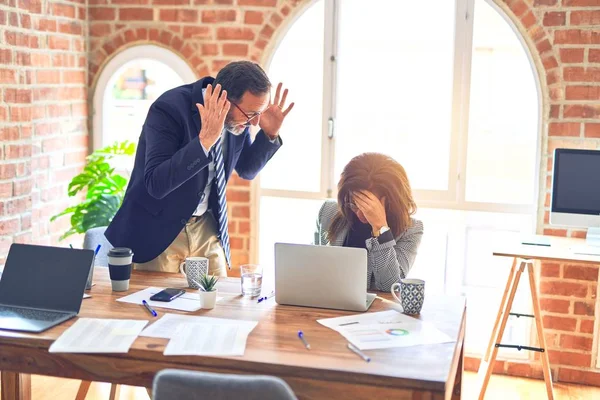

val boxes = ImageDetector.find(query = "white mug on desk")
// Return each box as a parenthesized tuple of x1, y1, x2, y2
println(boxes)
(179, 257, 209, 289)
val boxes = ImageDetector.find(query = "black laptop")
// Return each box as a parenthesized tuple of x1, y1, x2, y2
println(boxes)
(0, 243, 94, 333)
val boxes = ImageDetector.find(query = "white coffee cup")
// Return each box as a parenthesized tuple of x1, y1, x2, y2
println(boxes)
(180, 257, 209, 289)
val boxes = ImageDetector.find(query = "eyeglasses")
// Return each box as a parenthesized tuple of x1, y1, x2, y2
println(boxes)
(231, 102, 262, 125)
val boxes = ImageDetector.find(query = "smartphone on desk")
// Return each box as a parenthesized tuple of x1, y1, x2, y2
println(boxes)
(150, 288, 185, 302)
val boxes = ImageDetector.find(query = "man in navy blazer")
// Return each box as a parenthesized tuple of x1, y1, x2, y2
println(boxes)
(105, 61, 294, 275)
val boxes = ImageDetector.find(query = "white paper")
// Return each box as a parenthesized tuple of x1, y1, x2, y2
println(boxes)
(116, 287, 222, 312)
(339, 321, 454, 350)
(141, 313, 257, 340)
(317, 310, 418, 332)
(49, 318, 148, 353)
(164, 322, 254, 356)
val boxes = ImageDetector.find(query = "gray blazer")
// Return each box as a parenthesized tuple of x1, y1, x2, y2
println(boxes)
(317, 200, 424, 292)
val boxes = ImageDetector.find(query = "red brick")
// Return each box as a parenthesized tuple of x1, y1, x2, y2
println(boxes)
(112, 0, 148, 3)
(238, 0, 275, 5)
(36, 18, 57, 32)
(5, 145, 31, 160)
(548, 350, 591, 367)
(564, 67, 600, 82)
(216, 27, 255, 41)
(36, 70, 60, 84)
(233, 205, 250, 218)
(239, 221, 250, 234)
(89, 7, 116, 20)
(48, 36, 70, 51)
(559, 367, 600, 385)
(13, 179, 32, 196)
(564, 265, 599, 281)
(119, 8, 153, 21)
(62, 71, 85, 85)
(202, 9, 236, 23)
(58, 21, 83, 35)
(565, 0, 600, 3)
(540, 281, 587, 297)
(182, 26, 211, 38)
(0, 49, 12, 64)
(9, 106, 31, 122)
(585, 123, 600, 138)
(564, 105, 600, 119)
(506, 362, 544, 379)
(153, 0, 188, 3)
(90, 23, 112, 36)
(52, 3, 76, 18)
(0, 69, 16, 84)
(0, 183, 12, 199)
(4, 89, 32, 104)
(560, 334, 593, 352)
(0, 218, 20, 235)
(590, 49, 600, 63)
(566, 86, 600, 101)
(555, 30, 600, 45)
(540, 298, 570, 314)
(548, 122, 580, 137)
(18, 0, 41, 13)
(571, 10, 600, 26)
(0, 164, 18, 181)
(230, 237, 244, 250)
(222, 43, 249, 56)
(260, 24, 275, 38)
(543, 12, 565, 26)
(543, 228, 568, 237)
(245, 10, 264, 25)
(201, 43, 219, 56)
(5, 31, 38, 48)
(574, 301, 595, 316)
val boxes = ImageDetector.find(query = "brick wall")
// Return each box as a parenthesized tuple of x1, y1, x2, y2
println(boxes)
(1, 0, 600, 385)
(86, 0, 303, 274)
(0, 0, 88, 265)
(462, 0, 600, 385)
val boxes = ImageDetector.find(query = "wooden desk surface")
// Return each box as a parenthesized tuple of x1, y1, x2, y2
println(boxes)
(493, 236, 600, 265)
(0, 270, 465, 399)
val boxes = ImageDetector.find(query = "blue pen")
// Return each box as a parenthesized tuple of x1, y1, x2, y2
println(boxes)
(142, 300, 157, 317)
(257, 291, 275, 303)
(94, 244, 101, 255)
(298, 330, 310, 350)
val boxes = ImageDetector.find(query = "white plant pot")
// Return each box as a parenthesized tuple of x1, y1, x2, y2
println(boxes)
(199, 289, 217, 309)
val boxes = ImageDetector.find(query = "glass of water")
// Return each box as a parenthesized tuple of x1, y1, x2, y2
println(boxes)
(240, 264, 262, 297)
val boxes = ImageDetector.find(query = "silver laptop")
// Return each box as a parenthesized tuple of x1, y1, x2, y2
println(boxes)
(0, 243, 94, 333)
(274, 243, 376, 312)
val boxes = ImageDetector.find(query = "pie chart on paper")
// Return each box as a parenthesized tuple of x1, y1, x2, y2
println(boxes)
(385, 328, 409, 337)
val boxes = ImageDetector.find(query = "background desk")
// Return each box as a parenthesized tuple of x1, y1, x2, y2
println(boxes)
(478, 236, 600, 400)
(0, 270, 466, 400)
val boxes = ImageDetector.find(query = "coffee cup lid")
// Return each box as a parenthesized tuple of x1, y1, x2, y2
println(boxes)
(108, 247, 133, 257)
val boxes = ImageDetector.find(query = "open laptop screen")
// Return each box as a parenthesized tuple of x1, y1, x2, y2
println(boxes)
(0, 244, 94, 313)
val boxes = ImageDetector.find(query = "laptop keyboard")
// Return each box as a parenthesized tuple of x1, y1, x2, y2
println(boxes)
(0, 305, 69, 322)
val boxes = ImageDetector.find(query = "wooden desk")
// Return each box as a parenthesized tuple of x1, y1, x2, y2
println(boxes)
(0, 270, 466, 400)
(478, 236, 600, 400)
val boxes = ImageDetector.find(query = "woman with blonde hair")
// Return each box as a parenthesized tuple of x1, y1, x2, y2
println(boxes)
(317, 153, 423, 291)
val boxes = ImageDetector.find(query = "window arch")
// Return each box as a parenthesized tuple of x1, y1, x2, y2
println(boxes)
(92, 44, 197, 151)
(256, 0, 541, 356)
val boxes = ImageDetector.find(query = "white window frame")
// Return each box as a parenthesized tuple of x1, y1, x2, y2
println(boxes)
(92, 44, 197, 151)
(252, 0, 543, 266)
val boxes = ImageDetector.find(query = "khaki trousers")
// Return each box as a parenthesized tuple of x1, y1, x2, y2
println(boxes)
(133, 212, 228, 276)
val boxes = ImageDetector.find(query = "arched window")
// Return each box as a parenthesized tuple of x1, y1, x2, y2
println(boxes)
(258, 0, 540, 356)
(92, 45, 196, 158)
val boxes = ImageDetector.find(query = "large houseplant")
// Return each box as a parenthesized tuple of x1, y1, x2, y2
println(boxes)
(51, 141, 136, 240)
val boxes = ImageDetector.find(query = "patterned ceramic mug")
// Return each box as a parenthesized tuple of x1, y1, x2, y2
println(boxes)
(179, 257, 209, 289)
(391, 279, 425, 315)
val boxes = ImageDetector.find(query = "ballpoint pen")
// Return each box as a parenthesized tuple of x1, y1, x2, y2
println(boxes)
(347, 343, 371, 362)
(297, 330, 310, 350)
(142, 300, 158, 317)
(257, 291, 275, 303)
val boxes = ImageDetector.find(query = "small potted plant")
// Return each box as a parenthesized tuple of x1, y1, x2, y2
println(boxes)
(198, 274, 219, 309)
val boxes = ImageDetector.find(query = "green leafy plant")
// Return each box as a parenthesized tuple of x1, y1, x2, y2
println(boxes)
(198, 274, 219, 292)
(51, 141, 136, 240)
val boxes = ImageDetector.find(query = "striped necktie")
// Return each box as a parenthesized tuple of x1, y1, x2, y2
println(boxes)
(210, 137, 231, 268)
